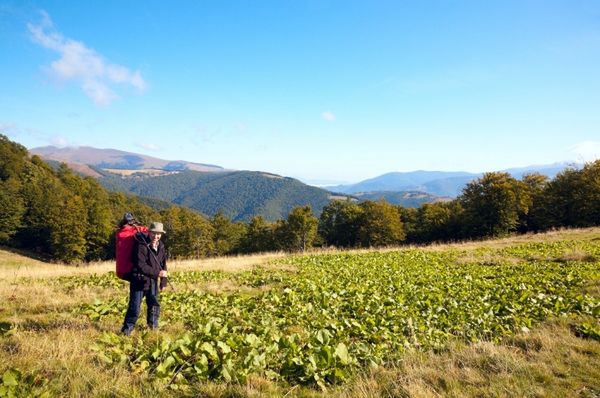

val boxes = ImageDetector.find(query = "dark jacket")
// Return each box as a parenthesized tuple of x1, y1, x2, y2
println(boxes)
(131, 235, 167, 290)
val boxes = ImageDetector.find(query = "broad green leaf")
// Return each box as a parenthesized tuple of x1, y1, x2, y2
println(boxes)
(334, 343, 350, 365)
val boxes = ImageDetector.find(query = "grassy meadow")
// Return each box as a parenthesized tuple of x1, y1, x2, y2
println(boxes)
(1, 228, 599, 397)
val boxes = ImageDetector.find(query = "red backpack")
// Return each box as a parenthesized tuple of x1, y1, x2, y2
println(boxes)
(115, 224, 148, 280)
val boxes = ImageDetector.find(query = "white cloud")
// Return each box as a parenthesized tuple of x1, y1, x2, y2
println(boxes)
(569, 140, 600, 162)
(321, 111, 336, 122)
(136, 142, 161, 151)
(28, 11, 147, 106)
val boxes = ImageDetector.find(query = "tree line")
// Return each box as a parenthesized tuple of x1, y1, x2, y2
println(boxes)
(1, 134, 599, 263)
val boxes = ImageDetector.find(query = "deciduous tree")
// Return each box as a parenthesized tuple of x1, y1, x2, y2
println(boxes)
(280, 205, 318, 252)
(318, 200, 363, 247)
(357, 200, 405, 247)
(460, 172, 528, 237)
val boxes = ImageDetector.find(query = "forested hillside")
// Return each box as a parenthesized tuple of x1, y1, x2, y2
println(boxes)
(0, 135, 159, 262)
(99, 169, 335, 221)
(2, 134, 600, 264)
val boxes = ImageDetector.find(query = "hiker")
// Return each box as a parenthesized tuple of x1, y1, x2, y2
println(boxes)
(121, 221, 168, 335)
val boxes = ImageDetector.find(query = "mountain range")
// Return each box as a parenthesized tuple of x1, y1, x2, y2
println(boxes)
(31, 145, 225, 173)
(327, 163, 578, 197)
(30, 146, 350, 221)
(29, 145, 579, 219)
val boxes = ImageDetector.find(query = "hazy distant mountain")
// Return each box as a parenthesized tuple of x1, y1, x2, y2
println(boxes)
(99, 169, 345, 222)
(354, 191, 450, 207)
(501, 162, 580, 180)
(420, 175, 483, 197)
(30, 145, 225, 173)
(30, 145, 581, 218)
(329, 171, 478, 196)
(329, 163, 579, 197)
(297, 178, 354, 187)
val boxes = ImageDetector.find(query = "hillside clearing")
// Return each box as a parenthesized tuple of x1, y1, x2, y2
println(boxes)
(0, 228, 599, 397)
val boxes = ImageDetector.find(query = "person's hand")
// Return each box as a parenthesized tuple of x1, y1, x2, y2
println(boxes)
(159, 270, 168, 277)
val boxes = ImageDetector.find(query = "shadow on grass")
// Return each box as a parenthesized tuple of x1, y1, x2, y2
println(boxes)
(0, 245, 54, 263)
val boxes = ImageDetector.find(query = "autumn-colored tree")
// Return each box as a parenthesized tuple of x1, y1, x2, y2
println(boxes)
(160, 206, 215, 258)
(357, 200, 405, 247)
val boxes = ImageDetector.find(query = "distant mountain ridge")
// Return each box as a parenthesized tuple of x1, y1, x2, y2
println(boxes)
(353, 191, 451, 207)
(329, 162, 579, 197)
(28, 144, 581, 219)
(30, 145, 225, 173)
(30, 145, 344, 221)
(99, 169, 340, 222)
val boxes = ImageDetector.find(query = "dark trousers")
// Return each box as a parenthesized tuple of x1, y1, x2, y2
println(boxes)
(121, 279, 160, 334)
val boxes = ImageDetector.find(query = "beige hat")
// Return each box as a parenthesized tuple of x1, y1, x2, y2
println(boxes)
(149, 222, 166, 234)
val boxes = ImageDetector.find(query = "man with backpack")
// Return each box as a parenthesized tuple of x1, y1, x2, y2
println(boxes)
(120, 220, 168, 336)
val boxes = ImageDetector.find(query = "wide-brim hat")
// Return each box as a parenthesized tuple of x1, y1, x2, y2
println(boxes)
(149, 222, 166, 234)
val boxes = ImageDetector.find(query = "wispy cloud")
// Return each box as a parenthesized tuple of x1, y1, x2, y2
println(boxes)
(321, 111, 336, 122)
(191, 123, 248, 146)
(136, 142, 161, 151)
(569, 140, 600, 162)
(1, 121, 72, 147)
(1, 121, 44, 141)
(28, 10, 147, 106)
(0, 122, 18, 134)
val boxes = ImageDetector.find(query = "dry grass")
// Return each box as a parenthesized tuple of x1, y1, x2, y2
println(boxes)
(556, 250, 598, 263)
(304, 227, 600, 256)
(0, 251, 288, 281)
(0, 248, 114, 280)
(168, 252, 288, 273)
(0, 228, 599, 397)
(454, 253, 523, 266)
(342, 317, 600, 398)
(422, 226, 600, 252)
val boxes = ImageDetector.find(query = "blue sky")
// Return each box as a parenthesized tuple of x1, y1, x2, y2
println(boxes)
(1, 1, 599, 183)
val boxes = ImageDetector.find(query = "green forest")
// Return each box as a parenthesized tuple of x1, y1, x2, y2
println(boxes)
(1, 134, 600, 263)
(98, 168, 334, 222)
